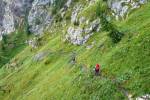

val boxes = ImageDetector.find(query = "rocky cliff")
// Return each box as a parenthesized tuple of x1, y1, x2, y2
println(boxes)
(0, 0, 33, 37)
(0, 0, 147, 43)
(0, 0, 54, 39)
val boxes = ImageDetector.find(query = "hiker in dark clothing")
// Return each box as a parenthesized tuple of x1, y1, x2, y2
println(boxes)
(71, 52, 76, 64)
(95, 64, 100, 76)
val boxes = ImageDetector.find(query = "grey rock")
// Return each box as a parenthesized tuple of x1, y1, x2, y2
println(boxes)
(0, 1, 6, 27)
(86, 45, 93, 49)
(66, 18, 101, 45)
(90, 18, 101, 32)
(26, 38, 38, 49)
(79, 17, 86, 25)
(9, 0, 33, 17)
(139, 0, 147, 4)
(33, 51, 49, 61)
(108, 0, 147, 20)
(60, 0, 73, 18)
(136, 94, 150, 100)
(0, 0, 56, 38)
(2, 4, 15, 35)
(66, 27, 84, 45)
(85, 18, 101, 34)
(66, 0, 72, 8)
(0, 0, 33, 38)
(71, 5, 83, 24)
(33, 0, 51, 6)
(28, 0, 53, 35)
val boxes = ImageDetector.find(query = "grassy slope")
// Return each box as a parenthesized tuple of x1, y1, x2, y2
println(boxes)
(0, 30, 29, 67)
(0, 2, 150, 100)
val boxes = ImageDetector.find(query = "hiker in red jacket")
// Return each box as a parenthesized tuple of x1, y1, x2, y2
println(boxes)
(95, 64, 100, 76)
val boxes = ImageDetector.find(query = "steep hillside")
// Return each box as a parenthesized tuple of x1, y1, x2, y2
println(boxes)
(0, 0, 150, 100)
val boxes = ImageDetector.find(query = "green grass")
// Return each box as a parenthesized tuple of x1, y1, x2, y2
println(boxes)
(0, 2, 150, 100)
(0, 30, 29, 67)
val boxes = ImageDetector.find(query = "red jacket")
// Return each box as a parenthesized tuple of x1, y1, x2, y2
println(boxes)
(95, 64, 100, 70)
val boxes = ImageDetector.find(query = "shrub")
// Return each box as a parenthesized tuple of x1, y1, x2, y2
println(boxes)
(52, 0, 68, 14)
(0, 34, 8, 50)
(96, 0, 124, 43)
(2, 34, 8, 44)
(109, 29, 124, 43)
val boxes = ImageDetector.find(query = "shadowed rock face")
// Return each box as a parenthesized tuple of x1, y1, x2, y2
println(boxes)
(10, 0, 33, 17)
(0, 0, 6, 40)
(0, 1, 6, 26)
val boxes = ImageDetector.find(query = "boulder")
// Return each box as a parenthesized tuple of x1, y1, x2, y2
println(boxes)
(33, 51, 49, 62)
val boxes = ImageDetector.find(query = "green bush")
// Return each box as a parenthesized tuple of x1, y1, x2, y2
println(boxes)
(0, 34, 8, 50)
(109, 29, 124, 43)
(96, 0, 124, 43)
(2, 34, 8, 44)
(52, 0, 68, 14)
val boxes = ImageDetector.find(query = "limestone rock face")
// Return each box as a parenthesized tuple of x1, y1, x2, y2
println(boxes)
(66, 18, 101, 45)
(66, 27, 84, 45)
(0, 0, 33, 40)
(0, 1, 6, 33)
(108, 0, 147, 20)
(28, 0, 53, 35)
(0, 0, 148, 43)
(2, 1, 15, 35)
(0, 0, 56, 39)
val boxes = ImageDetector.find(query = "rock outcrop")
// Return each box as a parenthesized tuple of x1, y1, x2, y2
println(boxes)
(66, 18, 101, 45)
(0, 0, 148, 42)
(0, 0, 56, 39)
(65, 1, 102, 45)
(71, 4, 83, 25)
(28, 0, 53, 35)
(136, 94, 150, 100)
(0, 0, 33, 40)
(108, 0, 147, 20)
(33, 51, 49, 62)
